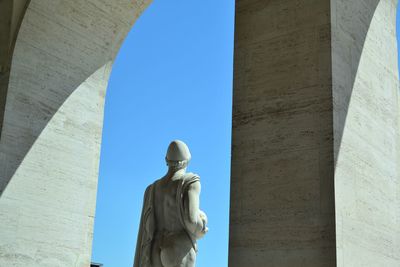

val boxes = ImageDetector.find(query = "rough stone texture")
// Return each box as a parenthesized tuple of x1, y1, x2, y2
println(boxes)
(229, 0, 336, 266)
(0, 0, 151, 266)
(332, 0, 400, 266)
(230, 0, 400, 266)
(0, 0, 399, 266)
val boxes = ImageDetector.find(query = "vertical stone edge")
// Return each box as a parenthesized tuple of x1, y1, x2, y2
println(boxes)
(229, 0, 336, 266)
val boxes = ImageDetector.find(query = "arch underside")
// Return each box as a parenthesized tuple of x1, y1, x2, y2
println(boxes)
(0, 0, 151, 266)
(0, 0, 398, 266)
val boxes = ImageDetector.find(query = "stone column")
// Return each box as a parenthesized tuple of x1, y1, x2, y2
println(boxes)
(229, 0, 399, 266)
(0, 0, 151, 266)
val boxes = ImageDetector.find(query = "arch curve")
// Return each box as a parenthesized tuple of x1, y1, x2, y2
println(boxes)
(0, 0, 399, 266)
(0, 0, 151, 265)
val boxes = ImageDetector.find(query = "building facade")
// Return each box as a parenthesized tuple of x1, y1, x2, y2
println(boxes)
(0, 0, 398, 266)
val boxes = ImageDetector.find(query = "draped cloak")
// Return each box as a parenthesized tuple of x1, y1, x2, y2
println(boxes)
(133, 173, 200, 267)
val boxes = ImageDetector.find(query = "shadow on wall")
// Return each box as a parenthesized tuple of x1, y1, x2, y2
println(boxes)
(332, 0, 392, 164)
(0, 0, 151, 197)
(0, 62, 113, 266)
(0, 0, 13, 141)
(0, 0, 30, 142)
(0, 1, 12, 68)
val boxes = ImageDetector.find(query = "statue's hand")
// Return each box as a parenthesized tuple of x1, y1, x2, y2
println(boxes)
(199, 210, 207, 225)
(199, 210, 208, 234)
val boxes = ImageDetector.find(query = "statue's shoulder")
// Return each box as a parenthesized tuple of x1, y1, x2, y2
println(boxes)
(182, 172, 200, 182)
(143, 179, 159, 199)
(181, 173, 200, 192)
(146, 178, 162, 190)
(145, 183, 153, 192)
(144, 183, 154, 195)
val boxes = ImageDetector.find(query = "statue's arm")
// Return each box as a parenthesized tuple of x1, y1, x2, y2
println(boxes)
(133, 186, 150, 267)
(185, 181, 207, 239)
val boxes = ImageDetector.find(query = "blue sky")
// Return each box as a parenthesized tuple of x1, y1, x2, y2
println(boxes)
(91, 1, 235, 266)
(92, 3, 400, 267)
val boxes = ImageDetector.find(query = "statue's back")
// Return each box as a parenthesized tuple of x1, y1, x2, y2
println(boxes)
(134, 141, 205, 267)
(151, 176, 196, 267)
(153, 177, 183, 233)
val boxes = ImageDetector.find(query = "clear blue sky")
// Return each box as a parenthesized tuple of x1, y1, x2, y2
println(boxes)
(92, 3, 400, 267)
(91, 1, 235, 266)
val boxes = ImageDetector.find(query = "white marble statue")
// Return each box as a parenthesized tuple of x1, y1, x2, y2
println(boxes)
(134, 140, 208, 267)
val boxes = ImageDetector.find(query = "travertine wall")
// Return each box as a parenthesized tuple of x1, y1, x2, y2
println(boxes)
(0, 0, 398, 266)
(229, 0, 336, 266)
(0, 0, 151, 266)
(332, 0, 400, 266)
(230, 0, 399, 266)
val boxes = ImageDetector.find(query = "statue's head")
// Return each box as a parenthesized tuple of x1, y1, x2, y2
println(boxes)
(165, 140, 191, 170)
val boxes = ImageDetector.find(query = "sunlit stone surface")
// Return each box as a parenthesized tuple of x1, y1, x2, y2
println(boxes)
(0, 0, 151, 266)
(0, 0, 398, 266)
(333, 0, 400, 266)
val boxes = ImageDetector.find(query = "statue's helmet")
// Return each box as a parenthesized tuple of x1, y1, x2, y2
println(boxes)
(166, 140, 191, 162)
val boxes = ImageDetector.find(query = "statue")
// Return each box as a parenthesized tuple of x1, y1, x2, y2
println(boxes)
(134, 140, 208, 267)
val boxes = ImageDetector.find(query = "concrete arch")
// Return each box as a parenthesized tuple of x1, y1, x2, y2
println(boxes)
(0, 0, 151, 266)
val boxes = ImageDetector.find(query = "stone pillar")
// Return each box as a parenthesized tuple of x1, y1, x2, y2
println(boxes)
(229, 0, 399, 266)
(0, 0, 151, 266)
